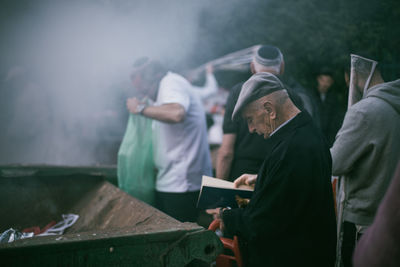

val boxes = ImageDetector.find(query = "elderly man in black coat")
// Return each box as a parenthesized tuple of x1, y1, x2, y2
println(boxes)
(210, 72, 337, 267)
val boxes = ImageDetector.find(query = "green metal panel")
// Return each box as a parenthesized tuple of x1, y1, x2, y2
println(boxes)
(1, 228, 221, 266)
(0, 165, 222, 266)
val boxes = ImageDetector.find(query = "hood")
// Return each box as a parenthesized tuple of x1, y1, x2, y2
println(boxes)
(365, 79, 400, 115)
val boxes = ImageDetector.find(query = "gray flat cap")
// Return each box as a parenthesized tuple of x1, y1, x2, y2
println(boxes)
(232, 72, 285, 121)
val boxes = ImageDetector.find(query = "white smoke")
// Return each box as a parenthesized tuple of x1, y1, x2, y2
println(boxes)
(0, 0, 211, 165)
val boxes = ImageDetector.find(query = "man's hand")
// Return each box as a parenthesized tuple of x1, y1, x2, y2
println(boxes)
(206, 63, 214, 74)
(206, 208, 221, 220)
(206, 208, 226, 231)
(126, 97, 143, 114)
(233, 174, 257, 188)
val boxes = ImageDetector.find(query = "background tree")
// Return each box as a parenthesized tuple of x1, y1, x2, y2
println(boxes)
(189, 0, 400, 103)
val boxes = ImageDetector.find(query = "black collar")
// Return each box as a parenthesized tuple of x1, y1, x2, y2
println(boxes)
(267, 111, 311, 144)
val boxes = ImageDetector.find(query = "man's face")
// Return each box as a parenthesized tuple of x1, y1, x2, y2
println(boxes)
(130, 73, 145, 92)
(344, 71, 366, 93)
(242, 100, 272, 139)
(317, 74, 334, 94)
(344, 72, 350, 88)
(130, 73, 158, 100)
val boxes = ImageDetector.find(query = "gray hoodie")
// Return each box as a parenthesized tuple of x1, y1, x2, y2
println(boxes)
(331, 79, 400, 226)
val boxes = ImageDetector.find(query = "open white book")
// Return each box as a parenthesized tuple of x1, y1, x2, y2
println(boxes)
(196, 176, 254, 209)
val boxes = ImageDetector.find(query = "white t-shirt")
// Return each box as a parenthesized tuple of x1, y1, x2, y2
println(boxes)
(153, 72, 212, 192)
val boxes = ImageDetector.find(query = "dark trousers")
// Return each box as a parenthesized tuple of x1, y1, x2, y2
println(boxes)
(155, 190, 200, 223)
(342, 221, 363, 267)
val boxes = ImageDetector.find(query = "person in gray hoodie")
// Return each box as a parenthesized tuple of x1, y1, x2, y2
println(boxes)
(331, 60, 400, 267)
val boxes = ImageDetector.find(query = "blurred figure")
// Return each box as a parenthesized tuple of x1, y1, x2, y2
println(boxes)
(331, 55, 400, 267)
(216, 45, 315, 181)
(352, 161, 400, 267)
(126, 58, 212, 222)
(0, 66, 51, 164)
(190, 63, 223, 144)
(314, 67, 345, 146)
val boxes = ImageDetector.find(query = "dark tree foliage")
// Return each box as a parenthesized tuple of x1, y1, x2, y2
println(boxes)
(190, 0, 400, 101)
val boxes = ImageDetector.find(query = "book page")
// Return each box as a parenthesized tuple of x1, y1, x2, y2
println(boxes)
(202, 176, 253, 191)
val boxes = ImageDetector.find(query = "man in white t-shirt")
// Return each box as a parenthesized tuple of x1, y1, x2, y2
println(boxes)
(126, 58, 212, 222)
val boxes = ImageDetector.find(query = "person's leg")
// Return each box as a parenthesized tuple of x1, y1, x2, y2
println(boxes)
(155, 191, 200, 222)
(342, 221, 357, 267)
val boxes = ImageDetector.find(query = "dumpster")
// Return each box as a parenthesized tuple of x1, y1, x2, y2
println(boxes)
(0, 165, 222, 266)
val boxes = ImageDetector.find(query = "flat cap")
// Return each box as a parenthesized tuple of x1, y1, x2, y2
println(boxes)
(232, 72, 285, 121)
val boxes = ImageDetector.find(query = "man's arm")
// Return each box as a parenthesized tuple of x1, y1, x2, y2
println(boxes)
(216, 133, 236, 180)
(216, 83, 243, 180)
(127, 97, 185, 123)
(330, 108, 370, 176)
(191, 64, 218, 99)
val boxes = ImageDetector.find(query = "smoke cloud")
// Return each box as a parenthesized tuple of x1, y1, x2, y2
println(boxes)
(0, 0, 214, 165)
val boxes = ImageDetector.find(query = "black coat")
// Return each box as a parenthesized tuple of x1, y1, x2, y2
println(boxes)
(222, 112, 337, 267)
(315, 90, 345, 147)
(223, 82, 309, 181)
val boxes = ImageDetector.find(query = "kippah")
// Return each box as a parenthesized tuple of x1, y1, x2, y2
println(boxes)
(254, 45, 283, 67)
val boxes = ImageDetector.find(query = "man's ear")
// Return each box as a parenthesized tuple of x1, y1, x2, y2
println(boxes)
(280, 61, 285, 75)
(263, 101, 276, 119)
(250, 61, 256, 74)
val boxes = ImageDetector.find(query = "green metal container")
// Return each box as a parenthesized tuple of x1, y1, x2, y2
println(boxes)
(0, 165, 222, 266)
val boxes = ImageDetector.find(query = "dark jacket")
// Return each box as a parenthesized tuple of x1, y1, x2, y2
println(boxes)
(315, 89, 344, 147)
(222, 112, 337, 267)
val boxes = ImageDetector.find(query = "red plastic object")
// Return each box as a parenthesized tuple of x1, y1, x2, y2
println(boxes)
(208, 219, 243, 267)
(22, 221, 57, 235)
(22, 226, 41, 235)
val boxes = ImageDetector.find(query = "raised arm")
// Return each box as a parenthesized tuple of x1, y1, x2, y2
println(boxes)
(192, 64, 218, 99)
